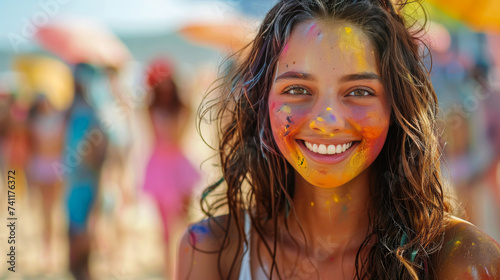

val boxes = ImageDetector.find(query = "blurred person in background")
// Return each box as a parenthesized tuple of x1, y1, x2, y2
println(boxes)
(63, 63, 108, 280)
(89, 65, 137, 276)
(2, 99, 30, 198)
(26, 94, 66, 273)
(0, 93, 14, 171)
(142, 58, 200, 279)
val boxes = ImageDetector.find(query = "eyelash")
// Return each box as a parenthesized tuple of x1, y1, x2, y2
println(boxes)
(282, 85, 311, 96)
(346, 87, 375, 97)
(281, 85, 375, 97)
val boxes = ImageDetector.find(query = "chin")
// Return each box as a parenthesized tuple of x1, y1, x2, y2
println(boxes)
(300, 173, 354, 188)
(294, 161, 372, 189)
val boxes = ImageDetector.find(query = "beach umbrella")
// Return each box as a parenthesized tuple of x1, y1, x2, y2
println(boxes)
(13, 55, 74, 110)
(178, 17, 257, 53)
(35, 17, 131, 67)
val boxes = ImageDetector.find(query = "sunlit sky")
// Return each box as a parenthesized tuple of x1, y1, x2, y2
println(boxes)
(0, 0, 275, 52)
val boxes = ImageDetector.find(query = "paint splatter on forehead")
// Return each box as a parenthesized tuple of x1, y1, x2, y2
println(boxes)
(338, 24, 369, 70)
(276, 20, 378, 77)
(306, 22, 318, 36)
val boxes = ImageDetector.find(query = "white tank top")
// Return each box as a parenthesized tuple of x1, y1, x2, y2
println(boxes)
(238, 212, 252, 280)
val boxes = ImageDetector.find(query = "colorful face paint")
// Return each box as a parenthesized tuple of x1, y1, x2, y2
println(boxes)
(282, 43, 290, 56)
(338, 25, 369, 70)
(268, 20, 391, 188)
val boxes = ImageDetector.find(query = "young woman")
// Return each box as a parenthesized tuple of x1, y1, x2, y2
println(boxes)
(178, 0, 500, 279)
(27, 95, 66, 271)
(142, 58, 200, 278)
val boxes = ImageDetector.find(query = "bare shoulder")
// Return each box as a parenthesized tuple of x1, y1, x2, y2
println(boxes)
(433, 215, 500, 279)
(176, 214, 244, 280)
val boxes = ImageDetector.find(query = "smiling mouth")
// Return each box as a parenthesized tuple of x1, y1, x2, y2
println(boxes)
(303, 140, 357, 155)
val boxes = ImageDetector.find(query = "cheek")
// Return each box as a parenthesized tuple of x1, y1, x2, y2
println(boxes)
(269, 101, 310, 169)
(351, 107, 390, 139)
(269, 101, 310, 138)
(348, 108, 390, 165)
(269, 102, 291, 138)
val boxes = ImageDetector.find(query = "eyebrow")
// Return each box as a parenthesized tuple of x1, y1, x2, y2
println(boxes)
(340, 72, 381, 82)
(275, 71, 315, 82)
(274, 71, 381, 83)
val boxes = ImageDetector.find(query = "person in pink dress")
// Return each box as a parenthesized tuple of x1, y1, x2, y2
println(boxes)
(142, 58, 200, 277)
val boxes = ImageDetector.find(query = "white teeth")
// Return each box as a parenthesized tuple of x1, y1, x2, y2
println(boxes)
(318, 144, 327, 154)
(327, 145, 335, 154)
(304, 141, 354, 155)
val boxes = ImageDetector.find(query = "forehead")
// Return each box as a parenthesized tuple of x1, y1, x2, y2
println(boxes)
(278, 19, 378, 74)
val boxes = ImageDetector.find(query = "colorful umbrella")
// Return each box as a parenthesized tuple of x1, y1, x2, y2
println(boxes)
(35, 17, 131, 67)
(178, 19, 257, 53)
(425, 0, 500, 33)
(13, 55, 74, 111)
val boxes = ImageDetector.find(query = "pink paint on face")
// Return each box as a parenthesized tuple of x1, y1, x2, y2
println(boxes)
(282, 43, 290, 56)
(307, 22, 317, 35)
(268, 20, 391, 188)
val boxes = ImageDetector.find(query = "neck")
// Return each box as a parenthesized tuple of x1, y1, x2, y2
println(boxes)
(286, 169, 372, 252)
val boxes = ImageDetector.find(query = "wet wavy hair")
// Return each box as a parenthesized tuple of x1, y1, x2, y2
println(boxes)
(196, 0, 450, 279)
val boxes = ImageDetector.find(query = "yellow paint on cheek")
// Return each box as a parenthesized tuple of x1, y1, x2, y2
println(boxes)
(317, 117, 324, 122)
(280, 105, 291, 113)
(326, 107, 332, 111)
(294, 150, 308, 170)
(348, 141, 367, 174)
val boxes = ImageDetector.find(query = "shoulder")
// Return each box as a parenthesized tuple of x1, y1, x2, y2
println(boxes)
(432, 216, 500, 279)
(177, 214, 245, 280)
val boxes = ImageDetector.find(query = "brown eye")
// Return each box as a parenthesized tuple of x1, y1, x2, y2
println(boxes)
(283, 86, 310, 95)
(347, 88, 374, 97)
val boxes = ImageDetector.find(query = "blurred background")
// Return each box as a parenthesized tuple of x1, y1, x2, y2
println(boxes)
(0, 0, 499, 279)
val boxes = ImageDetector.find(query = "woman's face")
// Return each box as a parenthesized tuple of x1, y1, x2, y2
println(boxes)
(268, 20, 391, 188)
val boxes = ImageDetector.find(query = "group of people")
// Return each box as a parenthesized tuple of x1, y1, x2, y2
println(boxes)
(1, 0, 500, 279)
(0, 59, 200, 279)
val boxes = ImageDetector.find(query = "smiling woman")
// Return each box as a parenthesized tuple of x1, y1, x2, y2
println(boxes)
(177, 0, 500, 279)
(268, 21, 391, 189)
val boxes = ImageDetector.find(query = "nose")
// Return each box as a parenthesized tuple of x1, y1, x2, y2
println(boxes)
(309, 106, 346, 134)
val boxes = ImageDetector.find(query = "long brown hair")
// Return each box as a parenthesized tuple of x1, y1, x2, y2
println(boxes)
(196, 0, 450, 279)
